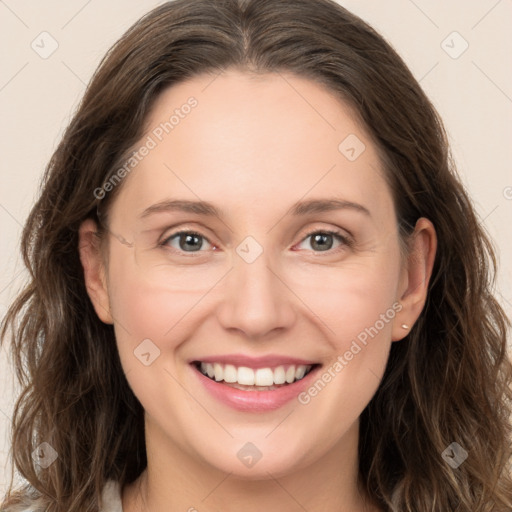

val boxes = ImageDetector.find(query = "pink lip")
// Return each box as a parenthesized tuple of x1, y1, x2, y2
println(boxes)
(188, 353, 318, 369)
(191, 362, 321, 412)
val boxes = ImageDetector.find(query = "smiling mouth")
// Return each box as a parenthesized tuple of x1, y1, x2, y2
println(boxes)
(193, 361, 319, 391)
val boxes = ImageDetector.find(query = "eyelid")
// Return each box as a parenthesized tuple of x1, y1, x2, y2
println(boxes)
(295, 227, 353, 251)
(160, 229, 215, 253)
(159, 224, 214, 245)
(159, 224, 353, 254)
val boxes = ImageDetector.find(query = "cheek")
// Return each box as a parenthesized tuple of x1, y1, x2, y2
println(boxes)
(104, 250, 200, 379)
(289, 256, 401, 429)
(106, 242, 213, 336)
(105, 261, 199, 423)
(284, 253, 401, 347)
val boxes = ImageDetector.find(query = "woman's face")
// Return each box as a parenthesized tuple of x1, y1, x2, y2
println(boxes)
(82, 69, 434, 479)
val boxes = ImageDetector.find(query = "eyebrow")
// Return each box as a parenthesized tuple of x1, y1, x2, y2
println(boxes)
(139, 198, 371, 219)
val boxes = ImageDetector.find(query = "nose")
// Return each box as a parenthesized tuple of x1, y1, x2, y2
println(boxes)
(216, 249, 296, 340)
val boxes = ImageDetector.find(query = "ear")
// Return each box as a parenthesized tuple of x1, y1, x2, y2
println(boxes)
(78, 218, 113, 324)
(392, 217, 437, 342)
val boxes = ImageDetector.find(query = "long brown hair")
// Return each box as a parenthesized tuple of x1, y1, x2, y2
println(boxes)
(2, 0, 511, 510)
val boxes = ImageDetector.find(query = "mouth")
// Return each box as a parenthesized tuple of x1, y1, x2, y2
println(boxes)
(192, 361, 320, 391)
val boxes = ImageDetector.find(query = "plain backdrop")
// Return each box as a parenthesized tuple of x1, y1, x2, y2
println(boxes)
(1, 0, 511, 492)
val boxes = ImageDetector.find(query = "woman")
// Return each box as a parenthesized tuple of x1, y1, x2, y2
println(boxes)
(2, 0, 511, 510)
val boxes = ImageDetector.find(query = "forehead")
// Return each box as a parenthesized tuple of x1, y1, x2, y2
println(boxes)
(108, 69, 395, 230)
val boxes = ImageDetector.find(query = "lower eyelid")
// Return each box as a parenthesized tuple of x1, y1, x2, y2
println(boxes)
(162, 230, 351, 254)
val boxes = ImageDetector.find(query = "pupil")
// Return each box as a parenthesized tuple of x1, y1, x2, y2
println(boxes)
(312, 233, 332, 251)
(180, 233, 202, 251)
(176, 233, 333, 252)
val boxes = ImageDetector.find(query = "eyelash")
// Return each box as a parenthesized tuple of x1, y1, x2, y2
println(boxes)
(159, 228, 353, 256)
(298, 228, 353, 252)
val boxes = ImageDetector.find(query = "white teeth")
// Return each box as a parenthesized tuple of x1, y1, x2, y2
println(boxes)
(285, 366, 296, 383)
(255, 368, 274, 386)
(273, 365, 286, 385)
(223, 364, 237, 383)
(214, 363, 223, 381)
(237, 366, 255, 385)
(295, 366, 306, 380)
(205, 363, 215, 379)
(197, 362, 313, 387)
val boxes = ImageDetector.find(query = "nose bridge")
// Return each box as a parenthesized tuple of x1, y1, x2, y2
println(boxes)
(234, 246, 276, 297)
(217, 240, 295, 338)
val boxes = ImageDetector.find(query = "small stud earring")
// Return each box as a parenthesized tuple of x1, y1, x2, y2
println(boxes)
(401, 324, 409, 330)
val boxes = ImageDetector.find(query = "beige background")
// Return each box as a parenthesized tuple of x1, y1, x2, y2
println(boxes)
(1, 0, 511, 492)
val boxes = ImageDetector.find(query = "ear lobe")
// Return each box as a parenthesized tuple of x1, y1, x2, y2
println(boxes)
(78, 218, 113, 324)
(392, 217, 437, 342)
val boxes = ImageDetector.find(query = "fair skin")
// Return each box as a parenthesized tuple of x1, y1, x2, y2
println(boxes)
(79, 69, 436, 512)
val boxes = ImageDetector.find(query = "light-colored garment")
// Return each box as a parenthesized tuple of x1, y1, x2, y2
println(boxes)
(3, 480, 123, 512)
(100, 480, 123, 511)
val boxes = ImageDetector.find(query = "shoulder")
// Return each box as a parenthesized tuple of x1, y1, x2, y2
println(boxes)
(2, 480, 122, 512)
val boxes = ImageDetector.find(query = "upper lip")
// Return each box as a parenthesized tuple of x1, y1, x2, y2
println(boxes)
(190, 354, 320, 369)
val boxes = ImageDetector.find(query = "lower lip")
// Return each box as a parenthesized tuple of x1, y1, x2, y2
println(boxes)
(192, 364, 321, 412)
